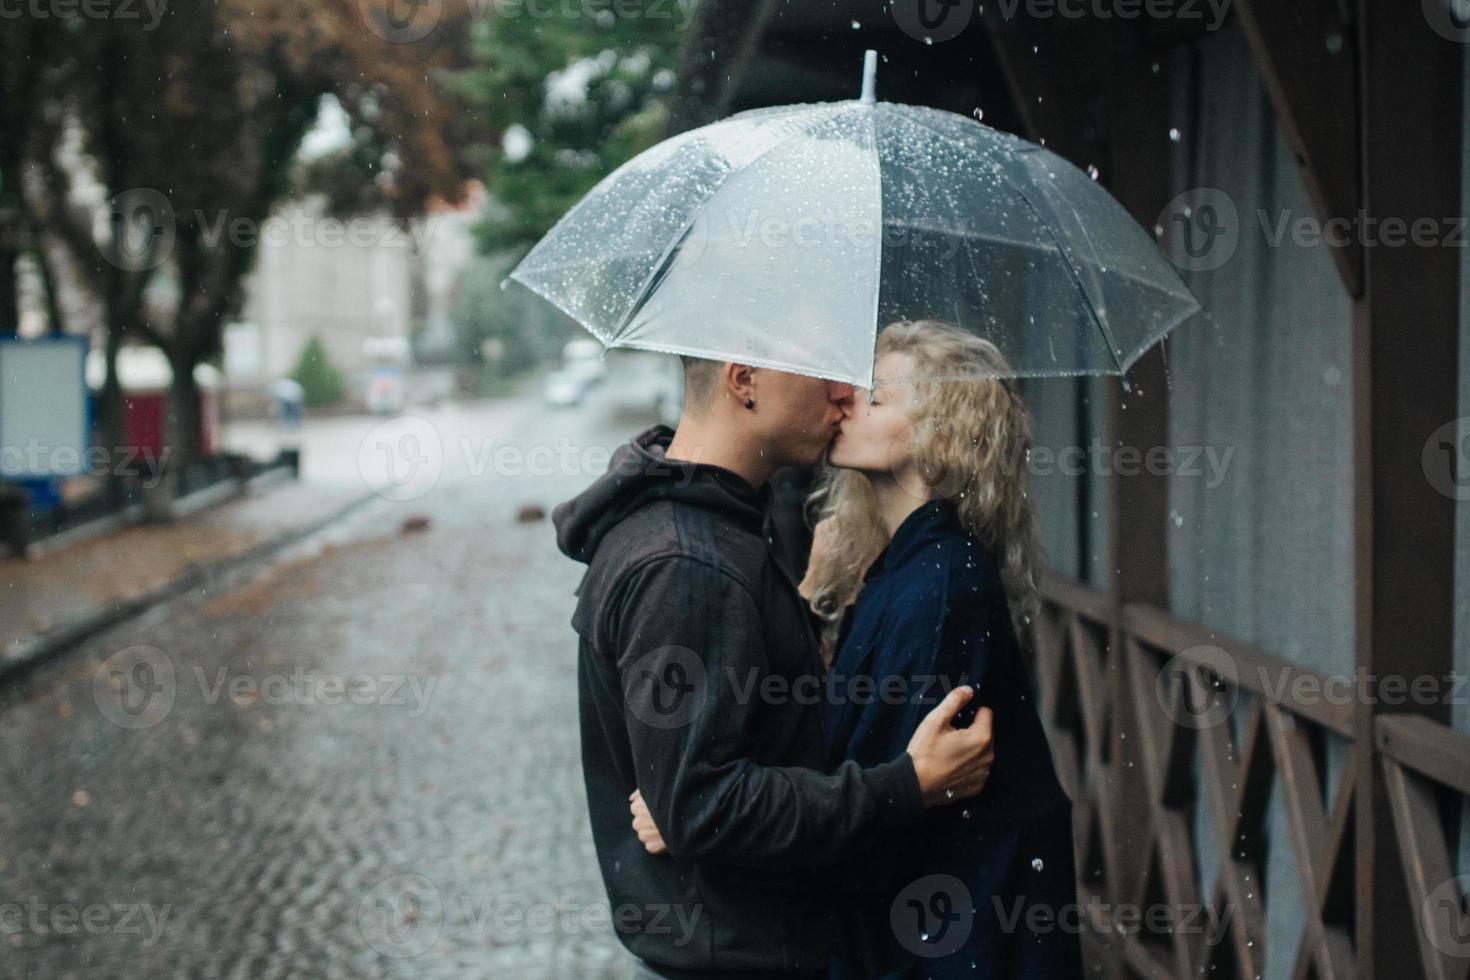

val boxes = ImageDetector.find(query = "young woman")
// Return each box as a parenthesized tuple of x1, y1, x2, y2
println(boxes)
(801, 320, 1080, 978)
(630, 320, 1080, 978)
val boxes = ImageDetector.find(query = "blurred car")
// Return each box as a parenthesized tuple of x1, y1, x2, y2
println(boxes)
(561, 339, 606, 385)
(542, 369, 591, 408)
(562, 358, 606, 387)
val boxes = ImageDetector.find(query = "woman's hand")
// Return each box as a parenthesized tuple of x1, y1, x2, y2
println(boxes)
(628, 789, 667, 855)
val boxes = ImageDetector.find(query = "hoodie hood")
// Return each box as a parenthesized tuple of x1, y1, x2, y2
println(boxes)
(552, 424, 771, 564)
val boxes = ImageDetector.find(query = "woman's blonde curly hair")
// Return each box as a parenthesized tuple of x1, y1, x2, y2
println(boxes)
(804, 319, 1043, 662)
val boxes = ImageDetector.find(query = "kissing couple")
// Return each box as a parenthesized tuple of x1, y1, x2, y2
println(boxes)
(553, 320, 1082, 979)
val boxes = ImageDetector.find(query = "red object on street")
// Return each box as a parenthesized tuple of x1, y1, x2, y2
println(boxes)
(120, 391, 218, 458)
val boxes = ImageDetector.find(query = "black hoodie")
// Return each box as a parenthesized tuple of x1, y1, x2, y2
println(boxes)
(553, 424, 925, 979)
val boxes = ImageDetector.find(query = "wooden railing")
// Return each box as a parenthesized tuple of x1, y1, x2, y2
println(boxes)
(1376, 715, 1470, 980)
(1028, 571, 1470, 979)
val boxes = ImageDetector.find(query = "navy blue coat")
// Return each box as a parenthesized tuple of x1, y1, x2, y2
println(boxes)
(823, 499, 1082, 979)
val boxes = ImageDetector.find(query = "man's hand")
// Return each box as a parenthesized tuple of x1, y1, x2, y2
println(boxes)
(629, 788, 667, 855)
(904, 686, 995, 807)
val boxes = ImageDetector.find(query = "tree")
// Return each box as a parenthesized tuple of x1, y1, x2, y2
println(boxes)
(24, 1, 480, 483)
(289, 336, 346, 408)
(458, 1, 685, 254)
(0, 16, 71, 335)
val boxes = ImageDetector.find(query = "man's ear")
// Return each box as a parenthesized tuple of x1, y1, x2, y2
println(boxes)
(724, 363, 756, 405)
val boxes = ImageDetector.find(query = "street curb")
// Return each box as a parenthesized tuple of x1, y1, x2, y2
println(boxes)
(20, 462, 298, 562)
(0, 489, 379, 689)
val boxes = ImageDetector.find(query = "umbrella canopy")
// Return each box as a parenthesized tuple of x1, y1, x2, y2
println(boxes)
(505, 51, 1200, 389)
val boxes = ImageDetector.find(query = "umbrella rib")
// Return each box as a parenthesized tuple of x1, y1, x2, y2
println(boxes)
(1016, 190, 1130, 377)
(608, 106, 848, 342)
(511, 123, 714, 267)
(862, 103, 882, 390)
(513, 223, 1192, 302)
(892, 111, 1177, 375)
(885, 114, 1109, 345)
(509, 274, 617, 346)
(900, 112, 1126, 372)
(876, 217, 1195, 300)
(892, 109, 1201, 304)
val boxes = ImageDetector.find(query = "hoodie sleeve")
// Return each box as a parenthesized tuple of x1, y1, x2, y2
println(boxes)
(611, 553, 925, 869)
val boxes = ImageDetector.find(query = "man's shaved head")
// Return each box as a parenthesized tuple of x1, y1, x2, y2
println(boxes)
(679, 355, 724, 416)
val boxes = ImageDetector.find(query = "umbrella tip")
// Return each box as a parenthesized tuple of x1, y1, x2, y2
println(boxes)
(859, 49, 877, 105)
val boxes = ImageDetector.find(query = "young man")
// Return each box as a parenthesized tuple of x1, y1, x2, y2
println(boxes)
(553, 357, 996, 979)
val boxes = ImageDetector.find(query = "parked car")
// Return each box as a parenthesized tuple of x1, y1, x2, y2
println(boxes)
(561, 339, 606, 385)
(542, 369, 591, 408)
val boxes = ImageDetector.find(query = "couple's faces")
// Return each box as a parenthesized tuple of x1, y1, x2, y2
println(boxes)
(747, 369, 853, 467)
(828, 352, 918, 476)
(743, 352, 916, 471)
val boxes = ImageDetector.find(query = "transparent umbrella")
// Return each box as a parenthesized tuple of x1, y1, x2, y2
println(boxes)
(505, 50, 1200, 390)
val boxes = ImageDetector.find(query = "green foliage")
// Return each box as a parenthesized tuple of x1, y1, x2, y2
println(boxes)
(451, 253, 575, 375)
(458, 4, 684, 252)
(290, 335, 346, 408)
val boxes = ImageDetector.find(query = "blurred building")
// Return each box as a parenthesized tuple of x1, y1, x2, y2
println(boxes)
(225, 183, 485, 411)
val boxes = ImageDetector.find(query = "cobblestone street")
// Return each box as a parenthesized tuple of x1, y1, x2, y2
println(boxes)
(0, 356, 667, 979)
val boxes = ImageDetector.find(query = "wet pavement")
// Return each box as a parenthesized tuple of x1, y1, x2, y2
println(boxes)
(1, 480, 371, 670)
(0, 353, 667, 979)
